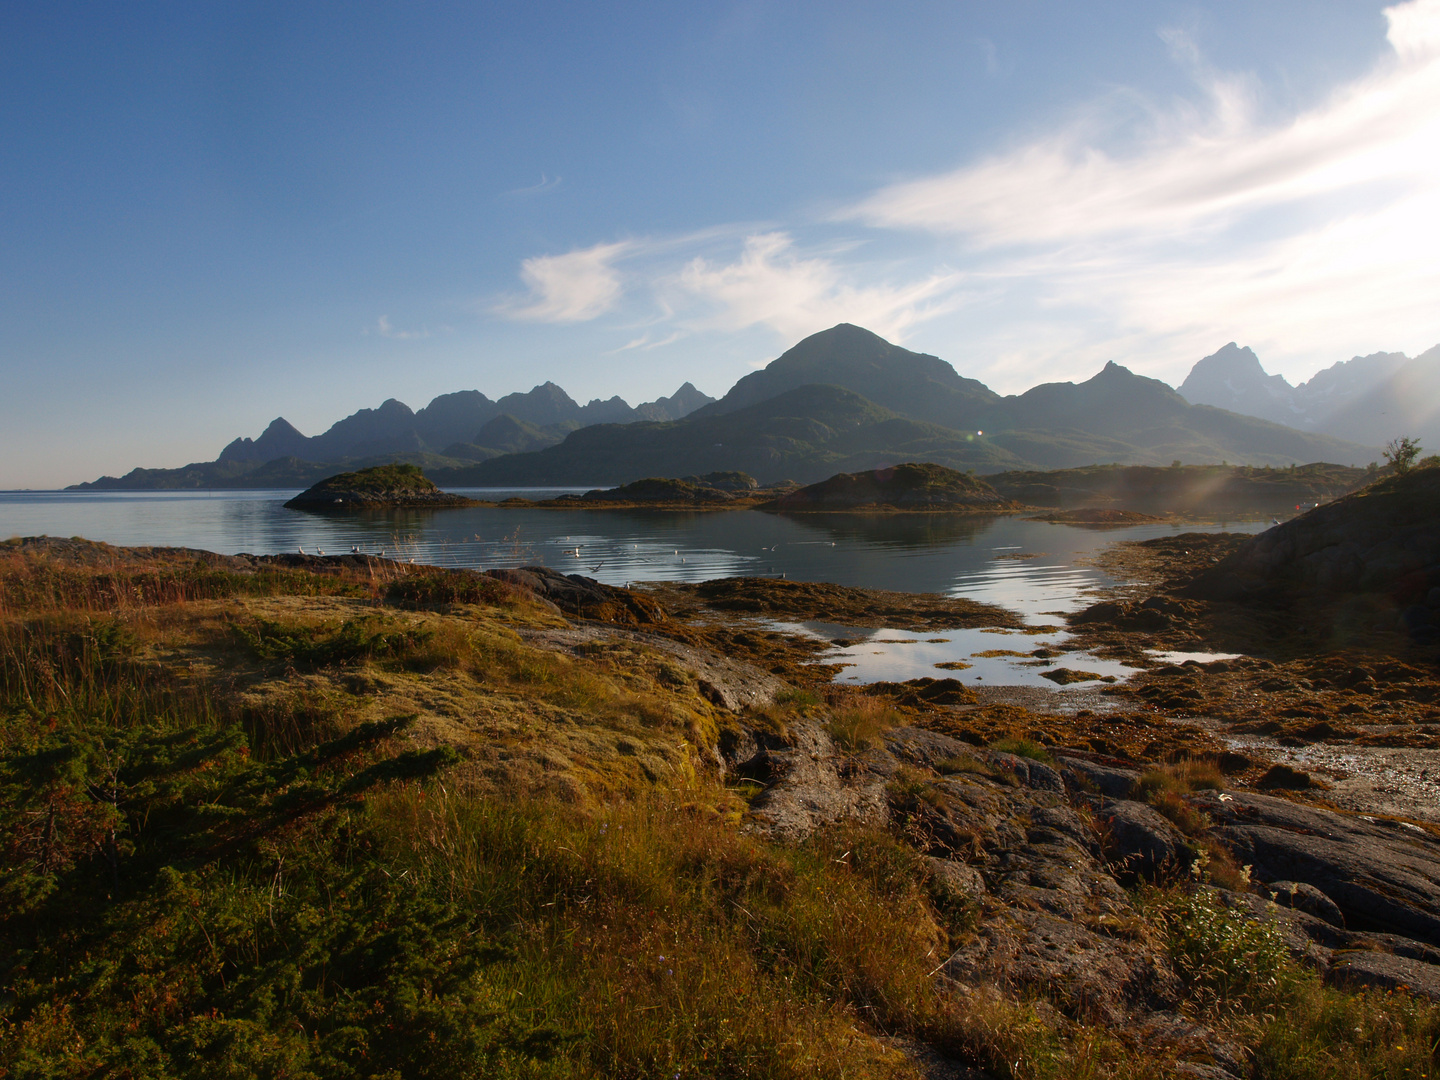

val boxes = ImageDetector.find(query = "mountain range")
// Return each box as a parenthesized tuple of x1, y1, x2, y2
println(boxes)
(76, 324, 1416, 490)
(1178, 341, 1440, 448)
(439, 325, 1373, 487)
(217, 381, 715, 465)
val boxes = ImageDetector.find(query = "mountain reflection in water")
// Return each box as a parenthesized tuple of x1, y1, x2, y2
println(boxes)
(0, 489, 1269, 620)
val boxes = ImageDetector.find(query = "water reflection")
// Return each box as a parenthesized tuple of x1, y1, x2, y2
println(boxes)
(1, 489, 1270, 618)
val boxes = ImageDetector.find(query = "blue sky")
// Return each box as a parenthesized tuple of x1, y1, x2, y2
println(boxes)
(2, 0, 1437, 487)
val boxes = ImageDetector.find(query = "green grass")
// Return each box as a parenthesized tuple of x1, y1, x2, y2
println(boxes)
(8, 547, 1440, 1079)
(988, 736, 1052, 762)
(1143, 885, 1440, 1077)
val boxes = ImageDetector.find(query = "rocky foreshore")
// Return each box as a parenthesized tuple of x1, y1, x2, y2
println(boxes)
(8, 468, 1440, 1079)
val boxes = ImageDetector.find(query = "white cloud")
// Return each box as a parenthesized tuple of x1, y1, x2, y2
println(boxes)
(671, 232, 964, 343)
(373, 315, 430, 340)
(492, 1, 1439, 384)
(849, 1, 1440, 247)
(501, 173, 563, 198)
(835, 0, 1440, 385)
(499, 240, 633, 322)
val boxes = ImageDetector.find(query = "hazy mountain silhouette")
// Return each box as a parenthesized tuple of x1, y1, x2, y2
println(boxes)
(1178, 344, 1302, 427)
(697, 323, 1003, 430)
(1177, 341, 1433, 447)
(216, 381, 716, 465)
(434, 332, 1372, 488)
(84, 325, 1378, 490)
(440, 384, 1029, 487)
(1315, 345, 1440, 450)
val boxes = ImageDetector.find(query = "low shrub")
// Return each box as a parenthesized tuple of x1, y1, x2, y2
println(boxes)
(826, 694, 904, 749)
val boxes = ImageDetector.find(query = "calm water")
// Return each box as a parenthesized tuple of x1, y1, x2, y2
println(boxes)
(1, 489, 1269, 686)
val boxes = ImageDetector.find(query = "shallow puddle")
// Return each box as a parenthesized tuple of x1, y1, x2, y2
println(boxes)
(769, 620, 1141, 688)
(1151, 650, 1244, 665)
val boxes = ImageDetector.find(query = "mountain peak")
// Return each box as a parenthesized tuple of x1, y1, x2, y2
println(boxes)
(701, 322, 1001, 429)
(1178, 343, 1297, 425)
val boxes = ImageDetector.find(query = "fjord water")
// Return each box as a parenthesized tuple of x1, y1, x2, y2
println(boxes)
(1, 488, 1269, 685)
(0, 488, 1270, 609)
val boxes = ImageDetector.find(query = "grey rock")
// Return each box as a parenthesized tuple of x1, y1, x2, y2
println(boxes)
(1094, 798, 1189, 877)
(744, 721, 888, 842)
(1139, 1011, 1248, 1078)
(1268, 880, 1345, 927)
(927, 856, 987, 898)
(1331, 949, 1440, 1001)
(1059, 755, 1140, 798)
(1209, 791, 1440, 945)
(944, 906, 1180, 1025)
(884, 726, 976, 769)
(981, 750, 1064, 792)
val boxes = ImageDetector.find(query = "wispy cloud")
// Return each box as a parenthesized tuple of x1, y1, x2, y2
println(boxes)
(501, 173, 564, 198)
(670, 232, 964, 343)
(492, 1, 1439, 382)
(369, 315, 430, 340)
(497, 240, 634, 322)
(835, 0, 1440, 380)
(608, 330, 685, 353)
(848, 2, 1440, 248)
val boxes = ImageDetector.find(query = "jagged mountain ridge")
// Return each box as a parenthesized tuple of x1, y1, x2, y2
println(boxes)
(77, 325, 1385, 490)
(438, 333, 1374, 487)
(1178, 341, 1433, 442)
(218, 381, 717, 464)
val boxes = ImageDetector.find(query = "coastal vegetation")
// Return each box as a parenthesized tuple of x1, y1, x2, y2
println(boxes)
(7, 460, 1440, 1077)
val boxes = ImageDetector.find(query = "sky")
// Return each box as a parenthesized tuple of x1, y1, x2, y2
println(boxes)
(2, 0, 1437, 488)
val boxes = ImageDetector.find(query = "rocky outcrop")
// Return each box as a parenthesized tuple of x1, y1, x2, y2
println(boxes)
(284, 464, 479, 510)
(1189, 467, 1440, 605)
(765, 462, 1022, 513)
(1179, 467, 1440, 646)
(484, 565, 667, 625)
(1202, 789, 1440, 946)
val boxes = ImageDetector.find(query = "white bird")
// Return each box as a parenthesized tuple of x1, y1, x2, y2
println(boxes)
(589, 562, 603, 572)
(298, 545, 305, 555)
(351, 545, 360, 554)
(316, 548, 324, 556)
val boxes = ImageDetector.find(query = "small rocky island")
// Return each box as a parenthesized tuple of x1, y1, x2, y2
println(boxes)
(762, 461, 1024, 513)
(283, 463, 480, 510)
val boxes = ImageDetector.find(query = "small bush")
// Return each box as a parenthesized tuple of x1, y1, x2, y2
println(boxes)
(1146, 886, 1296, 1013)
(384, 570, 517, 610)
(936, 753, 1000, 779)
(825, 694, 903, 749)
(234, 615, 434, 668)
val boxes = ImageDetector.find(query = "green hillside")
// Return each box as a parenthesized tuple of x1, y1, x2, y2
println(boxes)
(433, 385, 1028, 487)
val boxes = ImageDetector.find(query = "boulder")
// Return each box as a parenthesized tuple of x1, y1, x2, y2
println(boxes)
(1268, 880, 1345, 928)
(1209, 791, 1440, 945)
(1094, 798, 1189, 877)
